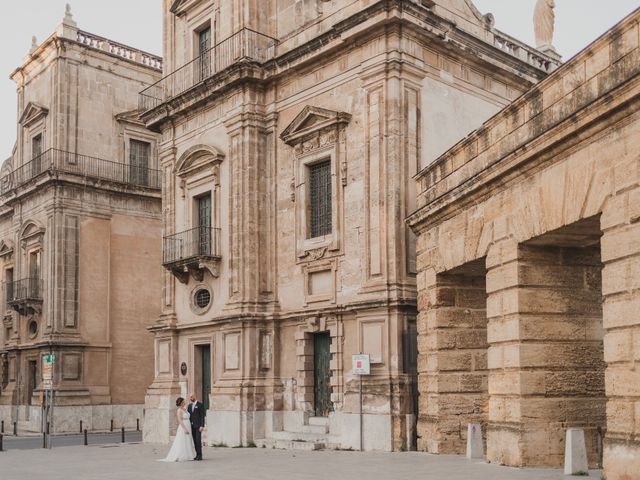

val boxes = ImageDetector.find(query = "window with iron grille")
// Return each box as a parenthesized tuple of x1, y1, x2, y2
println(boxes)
(309, 160, 332, 238)
(129, 139, 150, 186)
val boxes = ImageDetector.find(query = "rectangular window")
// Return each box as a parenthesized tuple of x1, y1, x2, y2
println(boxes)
(129, 139, 150, 186)
(309, 160, 332, 238)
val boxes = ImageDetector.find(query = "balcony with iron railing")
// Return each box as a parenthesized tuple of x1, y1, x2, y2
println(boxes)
(0, 148, 161, 196)
(139, 28, 277, 113)
(6, 278, 43, 315)
(163, 226, 221, 283)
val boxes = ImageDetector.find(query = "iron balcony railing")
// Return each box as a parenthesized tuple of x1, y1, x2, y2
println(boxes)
(6, 278, 43, 304)
(163, 227, 221, 265)
(0, 148, 161, 195)
(140, 28, 277, 112)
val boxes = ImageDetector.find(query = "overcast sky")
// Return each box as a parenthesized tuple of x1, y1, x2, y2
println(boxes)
(1, 0, 638, 158)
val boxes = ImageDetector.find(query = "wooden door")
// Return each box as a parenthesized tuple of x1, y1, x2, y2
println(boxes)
(313, 332, 332, 417)
(27, 360, 37, 405)
(201, 345, 211, 411)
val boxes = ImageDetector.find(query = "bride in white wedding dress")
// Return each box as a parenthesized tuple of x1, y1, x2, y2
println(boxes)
(160, 397, 197, 462)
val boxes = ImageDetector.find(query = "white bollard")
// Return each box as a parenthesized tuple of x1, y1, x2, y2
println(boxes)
(466, 423, 484, 459)
(564, 428, 589, 475)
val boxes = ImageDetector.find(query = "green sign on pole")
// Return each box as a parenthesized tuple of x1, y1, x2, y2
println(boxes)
(43, 354, 56, 363)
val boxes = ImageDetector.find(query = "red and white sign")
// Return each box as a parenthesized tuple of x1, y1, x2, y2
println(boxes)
(352, 354, 371, 375)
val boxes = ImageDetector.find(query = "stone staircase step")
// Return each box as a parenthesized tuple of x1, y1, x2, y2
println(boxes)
(256, 438, 325, 451)
(308, 416, 329, 427)
(299, 424, 329, 434)
(268, 430, 327, 442)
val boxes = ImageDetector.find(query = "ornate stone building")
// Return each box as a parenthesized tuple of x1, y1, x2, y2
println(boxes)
(0, 8, 163, 433)
(141, 0, 558, 450)
(408, 8, 640, 479)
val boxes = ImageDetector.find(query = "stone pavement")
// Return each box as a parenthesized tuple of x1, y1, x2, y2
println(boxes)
(0, 443, 602, 480)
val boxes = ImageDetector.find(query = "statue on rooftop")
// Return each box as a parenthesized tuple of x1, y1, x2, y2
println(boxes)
(534, 0, 555, 49)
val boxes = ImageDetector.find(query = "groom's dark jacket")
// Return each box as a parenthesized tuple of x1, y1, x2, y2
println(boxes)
(188, 401, 206, 429)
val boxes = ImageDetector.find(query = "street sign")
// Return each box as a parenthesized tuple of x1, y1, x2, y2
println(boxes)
(42, 354, 54, 390)
(352, 354, 371, 375)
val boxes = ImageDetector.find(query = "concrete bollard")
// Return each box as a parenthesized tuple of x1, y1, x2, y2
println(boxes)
(466, 423, 484, 459)
(564, 428, 589, 475)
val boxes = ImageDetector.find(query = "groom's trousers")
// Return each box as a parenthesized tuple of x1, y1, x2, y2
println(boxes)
(192, 427, 203, 459)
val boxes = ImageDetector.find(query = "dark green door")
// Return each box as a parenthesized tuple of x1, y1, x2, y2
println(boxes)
(201, 345, 211, 410)
(313, 332, 332, 417)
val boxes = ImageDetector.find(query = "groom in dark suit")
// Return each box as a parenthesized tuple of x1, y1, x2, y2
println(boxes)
(188, 392, 206, 461)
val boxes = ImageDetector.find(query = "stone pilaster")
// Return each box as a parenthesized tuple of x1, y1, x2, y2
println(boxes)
(601, 189, 640, 480)
(416, 263, 488, 454)
(486, 239, 605, 467)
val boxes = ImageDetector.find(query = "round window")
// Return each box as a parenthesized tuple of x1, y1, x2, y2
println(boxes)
(28, 320, 38, 337)
(195, 289, 211, 309)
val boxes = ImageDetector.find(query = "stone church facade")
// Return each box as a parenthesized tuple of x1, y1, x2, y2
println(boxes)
(141, 0, 558, 450)
(0, 9, 163, 432)
(408, 8, 640, 480)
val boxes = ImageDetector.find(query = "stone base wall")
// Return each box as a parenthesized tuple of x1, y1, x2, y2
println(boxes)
(0, 404, 144, 434)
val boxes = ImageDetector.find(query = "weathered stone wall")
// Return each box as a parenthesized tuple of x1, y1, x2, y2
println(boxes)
(409, 9, 640, 478)
(0, 14, 162, 433)
(417, 260, 488, 454)
(145, 0, 555, 451)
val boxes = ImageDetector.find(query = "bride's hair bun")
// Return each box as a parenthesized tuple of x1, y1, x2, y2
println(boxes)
(176, 396, 185, 407)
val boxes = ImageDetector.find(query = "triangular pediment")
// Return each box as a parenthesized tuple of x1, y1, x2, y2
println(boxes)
(281, 106, 351, 146)
(0, 239, 14, 258)
(115, 109, 145, 125)
(19, 102, 49, 127)
(170, 0, 205, 14)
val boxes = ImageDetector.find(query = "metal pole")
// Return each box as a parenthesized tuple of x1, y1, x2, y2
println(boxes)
(359, 373, 363, 452)
(13, 422, 16, 436)
(80, 420, 83, 433)
(110, 419, 113, 432)
(121, 427, 125, 443)
(42, 431, 46, 449)
(1, 420, 3, 433)
(83, 429, 88, 446)
(136, 418, 139, 432)
(0, 433, 3, 452)
(49, 344, 54, 450)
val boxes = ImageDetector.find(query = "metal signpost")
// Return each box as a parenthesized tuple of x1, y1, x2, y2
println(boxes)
(42, 354, 55, 449)
(352, 353, 370, 452)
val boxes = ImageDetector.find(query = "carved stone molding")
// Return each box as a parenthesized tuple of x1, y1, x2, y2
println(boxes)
(302, 247, 327, 261)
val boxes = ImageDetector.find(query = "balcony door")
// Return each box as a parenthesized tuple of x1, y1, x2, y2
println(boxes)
(196, 27, 211, 82)
(129, 140, 150, 186)
(29, 250, 41, 299)
(32, 134, 43, 177)
(196, 193, 212, 256)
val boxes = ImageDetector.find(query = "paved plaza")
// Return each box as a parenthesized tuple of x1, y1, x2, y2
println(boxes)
(0, 443, 602, 480)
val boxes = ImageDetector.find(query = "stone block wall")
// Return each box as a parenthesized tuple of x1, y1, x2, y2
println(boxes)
(417, 261, 488, 454)
(486, 238, 605, 467)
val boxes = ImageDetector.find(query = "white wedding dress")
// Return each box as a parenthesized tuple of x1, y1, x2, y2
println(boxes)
(160, 408, 197, 462)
